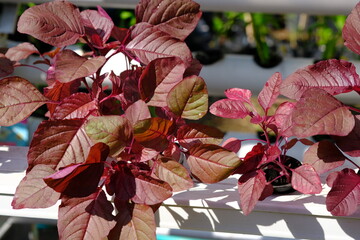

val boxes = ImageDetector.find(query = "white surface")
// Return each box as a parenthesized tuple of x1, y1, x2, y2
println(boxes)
(0, 0, 357, 15)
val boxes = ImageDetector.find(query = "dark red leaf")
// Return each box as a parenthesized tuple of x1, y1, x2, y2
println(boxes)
(291, 164, 322, 194)
(136, 0, 201, 40)
(109, 163, 136, 201)
(5, 42, 39, 62)
(58, 190, 116, 239)
(222, 137, 242, 153)
(17, 0, 85, 47)
(0, 54, 14, 78)
(326, 168, 360, 216)
(235, 143, 264, 174)
(238, 170, 267, 215)
(303, 140, 346, 175)
(334, 115, 360, 157)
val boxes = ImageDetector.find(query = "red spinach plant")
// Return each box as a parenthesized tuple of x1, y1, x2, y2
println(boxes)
(210, 2, 360, 216)
(0, 0, 241, 239)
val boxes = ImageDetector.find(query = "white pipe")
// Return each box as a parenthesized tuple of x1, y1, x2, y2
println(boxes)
(0, 0, 358, 15)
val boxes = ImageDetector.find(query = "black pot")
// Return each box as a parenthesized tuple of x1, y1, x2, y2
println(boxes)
(264, 156, 302, 194)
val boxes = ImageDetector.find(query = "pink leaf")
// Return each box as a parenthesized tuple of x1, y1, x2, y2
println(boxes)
(125, 100, 151, 125)
(131, 171, 173, 205)
(187, 144, 242, 183)
(85, 115, 133, 157)
(334, 115, 360, 157)
(52, 93, 98, 119)
(281, 59, 360, 100)
(0, 77, 48, 126)
(17, 0, 85, 47)
(210, 99, 250, 119)
(258, 72, 282, 112)
(303, 140, 346, 174)
(225, 88, 252, 102)
(136, 0, 202, 40)
(54, 49, 106, 83)
(12, 164, 60, 209)
(222, 137, 242, 153)
(291, 164, 322, 194)
(327, 171, 341, 188)
(153, 157, 193, 192)
(343, 2, 360, 55)
(238, 170, 267, 215)
(326, 168, 360, 216)
(58, 190, 116, 240)
(28, 119, 92, 171)
(126, 23, 192, 65)
(289, 88, 355, 138)
(5, 42, 39, 62)
(177, 123, 224, 149)
(274, 101, 296, 135)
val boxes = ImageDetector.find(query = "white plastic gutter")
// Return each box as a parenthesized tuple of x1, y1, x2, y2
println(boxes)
(0, 0, 358, 15)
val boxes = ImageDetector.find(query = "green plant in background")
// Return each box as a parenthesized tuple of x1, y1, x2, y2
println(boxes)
(118, 10, 136, 28)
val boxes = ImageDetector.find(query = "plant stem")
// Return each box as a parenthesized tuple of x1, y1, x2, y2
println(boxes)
(15, 64, 47, 73)
(348, 106, 360, 114)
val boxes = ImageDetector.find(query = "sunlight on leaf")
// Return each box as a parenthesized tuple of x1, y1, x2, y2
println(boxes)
(291, 164, 322, 194)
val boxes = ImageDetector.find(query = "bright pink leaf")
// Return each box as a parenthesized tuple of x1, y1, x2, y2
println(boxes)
(125, 100, 151, 125)
(28, 119, 92, 171)
(177, 123, 224, 149)
(54, 49, 106, 83)
(0, 77, 48, 126)
(238, 170, 267, 215)
(303, 140, 346, 174)
(52, 93, 98, 119)
(153, 157, 193, 192)
(291, 164, 322, 194)
(343, 2, 360, 55)
(187, 144, 242, 183)
(85, 115, 133, 157)
(326, 168, 360, 216)
(222, 137, 242, 153)
(12, 164, 60, 209)
(17, 0, 85, 47)
(167, 75, 208, 120)
(131, 171, 173, 205)
(281, 59, 360, 100)
(126, 23, 192, 65)
(136, 0, 201, 40)
(258, 72, 282, 112)
(210, 99, 250, 119)
(58, 190, 116, 240)
(288, 88, 355, 138)
(225, 88, 252, 103)
(334, 115, 360, 157)
(5, 42, 39, 62)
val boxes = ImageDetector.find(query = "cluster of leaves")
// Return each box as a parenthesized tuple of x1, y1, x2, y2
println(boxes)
(0, 0, 242, 239)
(210, 2, 360, 216)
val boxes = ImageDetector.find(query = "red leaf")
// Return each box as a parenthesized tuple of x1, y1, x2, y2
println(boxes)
(108, 163, 136, 200)
(153, 157, 193, 192)
(131, 171, 173, 205)
(303, 140, 346, 175)
(235, 143, 264, 174)
(146, 57, 186, 107)
(81, 9, 114, 46)
(225, 88, 252, 103)
(334, 115, 360, 157)
(12, 165, 60, 209)
(343, 2, 360, 55)
(274, 101, 296, 136)
(85, 115, 133, 157)
(326, 168, 360, 216)
(52, 93, 98, 119)
(133, 117, 175, 152)
(0, 54, 14, 78)
(281, 59, 360, 100)
(0, 77, 47, 126)
(238, 170, 267, 215)
(126, 23, 192, 65)
(167, 75, 208, 120)
(222, 137, 242, 153)
(210, 99, 250, 119)
(125, 100, 151, 125)
(187, 144, 242, 183)
(177, 123, 224, 149)
(17, 0, 85, 47)
(136, 0, 201, 40)
(258, 72, 282, 112)
(291, 164, 322, 194)
(5, 42, 39, 62)
(289, 88, 355, 138)
(58, 190, 116, 240)
(28, 119, 92, 171)
(44, 143, 109, 197)
(54, 49, 106, 83)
